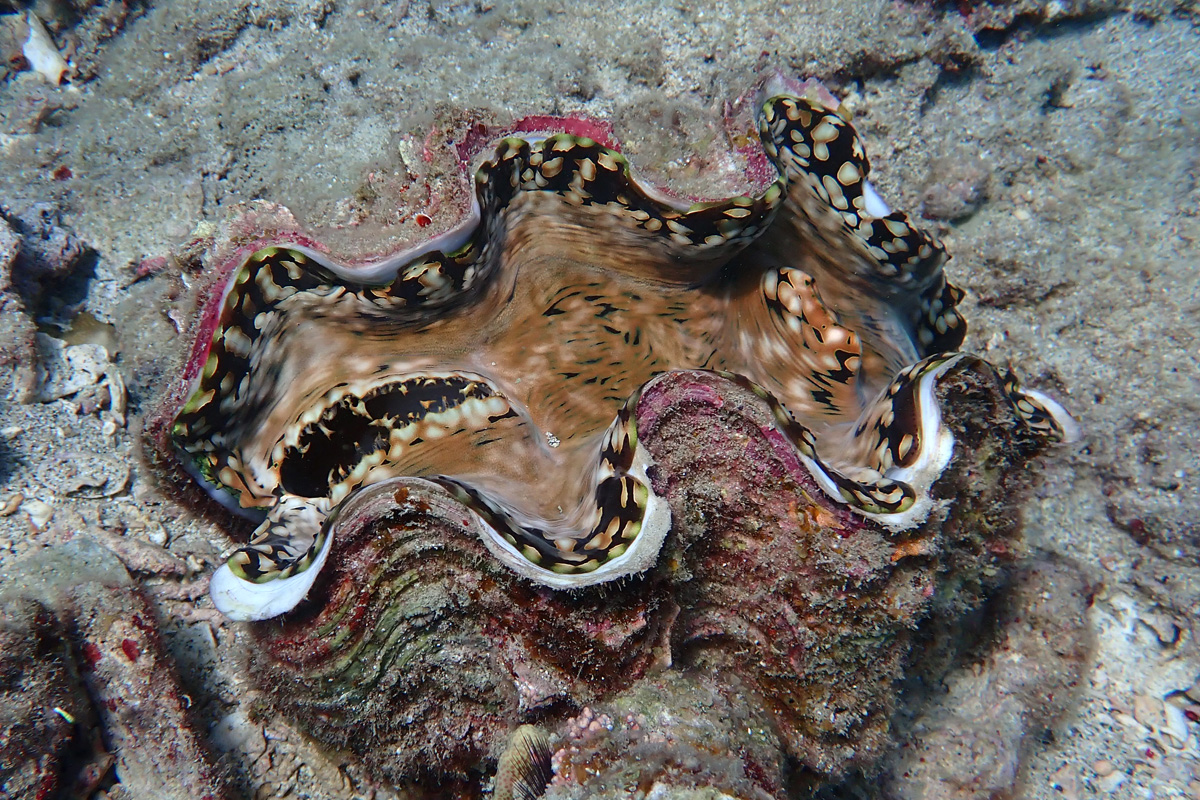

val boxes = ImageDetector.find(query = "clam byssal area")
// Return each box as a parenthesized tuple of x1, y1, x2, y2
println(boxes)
(169, 92, 1075, 624)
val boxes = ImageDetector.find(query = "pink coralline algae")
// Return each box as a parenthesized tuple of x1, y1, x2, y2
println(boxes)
(148, 81, 1077, 796)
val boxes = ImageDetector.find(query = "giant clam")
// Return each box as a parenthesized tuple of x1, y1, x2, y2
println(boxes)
(153, 83, 1076, 793)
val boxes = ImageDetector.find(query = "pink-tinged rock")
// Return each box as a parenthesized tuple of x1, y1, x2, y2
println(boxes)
(71, 582, 233, 800)
(0, 598, 93, 800)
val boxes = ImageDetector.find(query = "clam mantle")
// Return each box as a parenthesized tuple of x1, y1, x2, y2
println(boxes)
(166, 89, 1076, 622)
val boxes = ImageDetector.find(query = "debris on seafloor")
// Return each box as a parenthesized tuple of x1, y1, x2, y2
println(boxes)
(0, 201, 98, 403)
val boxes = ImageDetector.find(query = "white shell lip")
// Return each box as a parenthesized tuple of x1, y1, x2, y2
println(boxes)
(473, 442, 671, 590)
(869, 357, 959, 531)
(861, 180, 892, 218)
(210, 529, 334, 621)
(1021, 388, 1082, 443)
(283, 196, 481, 285)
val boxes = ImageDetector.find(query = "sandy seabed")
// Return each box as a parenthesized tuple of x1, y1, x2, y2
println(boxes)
(0, 1, 1197, 798)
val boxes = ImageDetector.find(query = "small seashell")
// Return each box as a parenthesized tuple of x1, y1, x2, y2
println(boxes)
(34, 336, 110, 403)
(21, 498, 54, 529)
(1138, 605, 1182, 646)
(1097, 771, 1126, 792)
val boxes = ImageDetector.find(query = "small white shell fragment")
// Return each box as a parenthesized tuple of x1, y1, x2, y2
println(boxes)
(1137, 605, 1182, 645)
(106, 366, 128, 427)
(21, 12, 68, 86)
(1044, 0, 1068, 20)
(210, 710, 267, 758)
(1097, 771, 1126, 792)
(21, 497, 54, 529)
